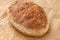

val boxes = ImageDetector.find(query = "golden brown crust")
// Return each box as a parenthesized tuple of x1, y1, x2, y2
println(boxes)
(8, 1, 49, 37)
(9, 1, 47, 30)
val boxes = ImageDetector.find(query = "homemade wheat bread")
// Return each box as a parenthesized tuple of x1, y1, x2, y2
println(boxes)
(7, 1, 49, 37)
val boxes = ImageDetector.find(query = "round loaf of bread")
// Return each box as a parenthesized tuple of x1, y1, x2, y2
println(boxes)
(7, 1, 49, 37)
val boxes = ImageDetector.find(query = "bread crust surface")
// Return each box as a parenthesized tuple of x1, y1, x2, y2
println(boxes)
(7, 1, 49, 37)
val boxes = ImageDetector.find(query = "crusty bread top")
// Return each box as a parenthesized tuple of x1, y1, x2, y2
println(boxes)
(8, 1, 48, 31)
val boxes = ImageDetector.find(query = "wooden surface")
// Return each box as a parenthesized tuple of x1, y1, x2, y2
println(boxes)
(0, 0, 60, 40)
